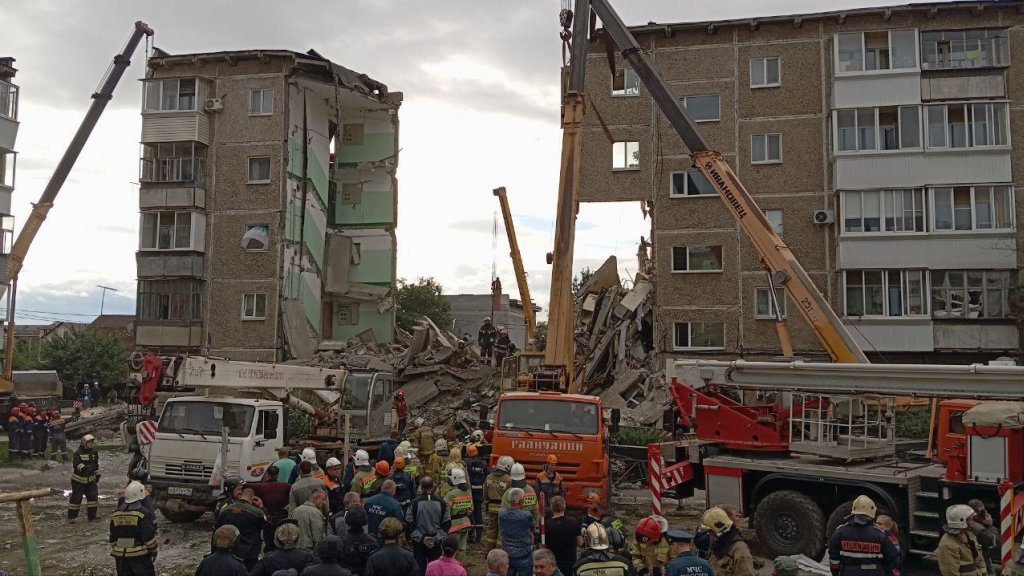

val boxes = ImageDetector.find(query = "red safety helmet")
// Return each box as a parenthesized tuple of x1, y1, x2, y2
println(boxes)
(466, 444, 478, 457)
(375, 460, 391, 476)
(546, 454, 558, 465)
(10, 407, 19, 416)
(393, 457, 405, 470)
(635, 517, 662, 544)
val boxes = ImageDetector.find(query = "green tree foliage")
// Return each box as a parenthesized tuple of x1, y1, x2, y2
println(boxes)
(572, 267, 595, 297)
(40, 328, 129, 399)
(11, 339, 41, 371)
(395, 277, 452, 333)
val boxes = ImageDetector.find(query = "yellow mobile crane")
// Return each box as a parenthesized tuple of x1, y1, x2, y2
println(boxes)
(492, 187, 536, 341)
(0, 22, 154, 396)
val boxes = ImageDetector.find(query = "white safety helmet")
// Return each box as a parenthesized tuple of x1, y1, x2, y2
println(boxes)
(449, 468, 467, 485)
(82, 434, 96, 444)
(124, 481, 146, 504)
(325, 457, 342, 468)
(945, 504, 976, 533)
(301, 448, 317, 464)
(435, 439, 449, 454)
(851, 495, 877, 518)
(414, 417, 425, 427)
(496, 455, 514, 473)
(398, 440, 412, 451)
(394, 446, 408, 459)
(510, 463, 526, 481)
(354, 449, 370, 466)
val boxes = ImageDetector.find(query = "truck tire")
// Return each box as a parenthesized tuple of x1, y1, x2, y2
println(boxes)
(753, 489, 826, 559)
(159, 507, 204, 523)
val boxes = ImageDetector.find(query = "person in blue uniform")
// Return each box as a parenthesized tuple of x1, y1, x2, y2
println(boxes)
(665, 529, 713, 576)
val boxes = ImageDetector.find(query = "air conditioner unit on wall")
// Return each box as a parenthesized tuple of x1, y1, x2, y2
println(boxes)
(812, 209, 834, 225)
(205, 97, 224, 112)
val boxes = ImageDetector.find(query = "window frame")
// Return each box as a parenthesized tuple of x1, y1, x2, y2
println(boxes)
(751, 133, 782, 164)
(611, 141, 640, 171)
(843, 269, 928, 318)
(243, 224, 270, 252)
(750, 57, 781, 88)
(835, 106, 922, 154)
(681, 95, 721, 122)
(610, 68, 640, 97)
(249, 89, 274, 116)
(920, 28, 1011, 70)
(672, 321, 726, 351)
(137, 279, 203, 322)
(142, 78, 199, 113)
(929, 185, 1015, 232)
(835, 29, 919, 75)
(841, 189, 927, 234)
(764, 209, 784, 235)
(924, 102, 1010, 150)
(247, 156, 272, 183)
(930, 269, 1013, 319)
(669, 170, 716, 198)
(671, 245, 724, 274)
(241, 293, 268, 320)
(139, 211, 197, 251)
(754, 287, 787, 319)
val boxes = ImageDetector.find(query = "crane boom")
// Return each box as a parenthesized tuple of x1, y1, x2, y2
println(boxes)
(588, 0, 867, 363)
(165, 356, 348, 392)
(671, 359, 1024, 400)
(493, 187, 536, 340)
(1, 21, 154, 391)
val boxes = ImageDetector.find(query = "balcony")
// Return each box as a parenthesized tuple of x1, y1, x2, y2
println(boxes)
(140, 156, 206, 188)
(136, 253, 205, 277)
(0, 80, 18, 153)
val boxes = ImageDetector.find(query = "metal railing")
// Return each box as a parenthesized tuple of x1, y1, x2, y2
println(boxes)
(139, 156, 205, 186)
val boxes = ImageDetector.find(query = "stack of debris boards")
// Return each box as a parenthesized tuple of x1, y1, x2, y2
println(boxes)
(571, 255, 667, 426)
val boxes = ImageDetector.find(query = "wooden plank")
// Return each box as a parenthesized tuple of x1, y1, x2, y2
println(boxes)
(0, 488, 52, 504)
(16, 498, 41, 576)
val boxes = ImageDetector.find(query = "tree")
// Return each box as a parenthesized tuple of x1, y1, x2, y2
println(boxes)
(11, 339, 41, 371)
(40, 328, 129, 399)
(395, 277, 452, 333)
(572, 267, 595, 297)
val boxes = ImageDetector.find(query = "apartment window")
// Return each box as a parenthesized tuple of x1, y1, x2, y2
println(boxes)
(751, 133, 781, 163)
(932, 186, 1013, 231)
(0, 80, 17, 120)
(921, 29, 1010, 70)
(143, 78, 198, 112)
(836, 30, 917, 73)
(140, 142, 206, 185)
(612, 141, 640, 170)
(242, 293, 268, 320)
(672, 246, 723, 273)
(764, 209, 783, 235)
(137, 279, 202, 321)
(682, 95, 720, 122)
(845, 270, 926, 317)
(248, 157, 271, 182)
(673, 322, 725, 350)
(755, 287, 786, 319)
(932, 270, 1013, 319)
(842, 189, 926, 233)
(611, 68, 639, 96)
(140, 211, 194, 250)
(926, 102, 1009, 149)
(0, 152, 14, 188)
(670, 170, 715, 197)
(242, 224, 270, 251)
(750, 57, 780, 87)
(249, 89, 274, 115)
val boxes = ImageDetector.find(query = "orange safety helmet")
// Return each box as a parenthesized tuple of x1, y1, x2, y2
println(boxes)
(466, 444, 478, 457)
(375, 460, 391, 476)
(546, 454, 558, 466)
(393, 456, 405, 470)
(635, 516, 662, 544)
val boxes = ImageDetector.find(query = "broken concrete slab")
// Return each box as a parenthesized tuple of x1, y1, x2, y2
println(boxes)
(615, 276, 652, 319)
(402, 326, 429, 367)
(400, 379, 440, 408)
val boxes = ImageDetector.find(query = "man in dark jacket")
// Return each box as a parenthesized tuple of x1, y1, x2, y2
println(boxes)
(389, 457, 417, 509)
(248, 520, 316, 576)
(406, 476, 451, 576)
(69, 434, 100, 521)
(827, 495, 899, 576)
(365, 517, 418, 576)
(478, 317, 497, 365)
(378, 431, 399, 466)
(301, 535, 353, 576)
(464, 443, 489, 544)
(196, 525, 248, 576)
(250, 465, 292, 553)
(109, 481, 158, 576)
(216, 488, 267, 570)
(339, 506, 381, 575)
(364, 480, 404, 538)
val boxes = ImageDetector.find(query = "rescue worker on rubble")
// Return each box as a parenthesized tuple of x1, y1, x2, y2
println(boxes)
(392, 389, 409, 435)
(465, 443, 489, 544)
(535, 454, 566, 517)
(390, 456, 417, 510)
(575, 523, 636, 576)
(69, 433, 100, 521)
(32, 407, 48, 458)
(664, 529, 712, 576)
(413, 417, 436, 460)
(479, 317, 497, 365)
(827, 495, 899, 576)
(630, 516, 670, 576)
(700, 506, 755, 576)
(494, 327, 517, 368)
(444, 467, 475, 560)
(484, 455, 514, 548)
(6, 406, 20, 460)
(938, 504, 988, 576)
(427, 438, 449, 482)
(109, 480, 158, 576)
(47, 408, 68, 463)
(501, 463, 540, 528)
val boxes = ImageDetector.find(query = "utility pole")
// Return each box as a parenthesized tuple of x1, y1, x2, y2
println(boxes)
(97, 285, 118, 315)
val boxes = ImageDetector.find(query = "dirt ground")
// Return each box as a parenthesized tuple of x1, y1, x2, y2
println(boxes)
(0, 439, 935, 576)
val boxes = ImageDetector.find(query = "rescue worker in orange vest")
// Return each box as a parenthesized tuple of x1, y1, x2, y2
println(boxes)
(6, 407, 20, 460)
(324, 456, 344, 515)
(444, 467, 474, 560)
(358, 460, 391, 502)
(534, 454, 565, 518)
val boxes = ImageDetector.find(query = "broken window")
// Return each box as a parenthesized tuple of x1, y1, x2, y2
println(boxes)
(670, 170, 715, 197)
(143, 78, 198, 112)
(137, 279, 202, 321)
(611, 68, 639, 96)
(242, 224, 270, 251)
(751, 133, 781, 163)
(682, 95, 720, 122)
(611, 141, 639, 170)
(242, 293, 268, 320)
(750, 57, 780, 87)
(673, 322, 725, 350)
(931, 269, 1011, 319)
(249, 89, 274, 115)
(248, 157, 271, 182)
(755, 287, 786, 318)
(672, 245, 723, 273)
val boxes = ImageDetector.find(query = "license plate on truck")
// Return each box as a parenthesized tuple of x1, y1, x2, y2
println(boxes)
(167, 486, 192, 496)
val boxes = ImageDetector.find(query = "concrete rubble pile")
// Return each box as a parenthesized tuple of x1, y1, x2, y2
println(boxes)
(573, 255, 669, 427)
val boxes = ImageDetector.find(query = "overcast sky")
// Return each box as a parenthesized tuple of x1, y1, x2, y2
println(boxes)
(2, 0, 901, 325)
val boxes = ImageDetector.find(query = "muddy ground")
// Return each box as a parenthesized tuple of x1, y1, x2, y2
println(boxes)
(0, 439, 934, 576)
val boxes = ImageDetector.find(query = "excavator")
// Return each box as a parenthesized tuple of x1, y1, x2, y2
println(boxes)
(0, 22, 154, 399)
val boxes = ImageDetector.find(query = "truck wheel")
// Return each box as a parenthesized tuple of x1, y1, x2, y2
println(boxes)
(753, 490, 826, 559)
(159, 507, 204, 523)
